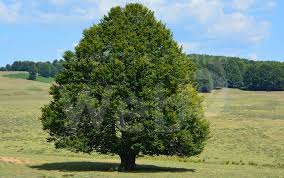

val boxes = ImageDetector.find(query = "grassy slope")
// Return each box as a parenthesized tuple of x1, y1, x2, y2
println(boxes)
(0, 71, 283, 177)
(3, 72, 54, 83)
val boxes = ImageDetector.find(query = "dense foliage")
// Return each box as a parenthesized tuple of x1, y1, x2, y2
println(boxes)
(40, 3, 209, 171)
(243, 62, 284, 91)
(190, 54, 284, 92)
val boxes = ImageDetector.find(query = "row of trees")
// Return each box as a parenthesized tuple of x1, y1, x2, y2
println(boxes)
(0, 60, 64, 79)
(1, 55, 283, 91)
(191, 54, 284, 92)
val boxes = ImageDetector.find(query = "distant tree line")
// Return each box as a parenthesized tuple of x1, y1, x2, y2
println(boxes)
(1, 55, 283, 91)
(190, 54, 284, 92)
(0, 60, 64, 80)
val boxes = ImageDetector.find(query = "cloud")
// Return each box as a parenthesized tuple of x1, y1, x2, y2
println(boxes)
(248, 53, 258, 61)
(187, 0, 224, 23)
(232, 0, 277, 11)
(143, 0, 272, 44)
(49, 0, 67, 5)
(0, 1, 21, 23)
(208, 12, 271, 44)
(0, 0, 274, 45)
(266, 1, 277, 9)
(179, 42, 201, 54)
(232, 0, 255, 11)
(56, 48, 65, 58)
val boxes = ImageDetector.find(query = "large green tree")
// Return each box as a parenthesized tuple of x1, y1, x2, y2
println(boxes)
(41, 3, 209, 171)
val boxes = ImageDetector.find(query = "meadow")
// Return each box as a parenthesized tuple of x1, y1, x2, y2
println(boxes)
(0, 71, 283, 177)
(3, 72, 54, 84)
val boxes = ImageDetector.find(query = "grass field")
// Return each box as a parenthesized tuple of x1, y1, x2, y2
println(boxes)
(3, 72, 54, 83)
(0, 71, 283, 177)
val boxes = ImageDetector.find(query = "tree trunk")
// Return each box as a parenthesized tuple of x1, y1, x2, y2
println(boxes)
(119, 149, 136, 171)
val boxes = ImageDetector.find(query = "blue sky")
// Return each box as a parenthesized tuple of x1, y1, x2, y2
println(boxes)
(0, 0, 283, 66)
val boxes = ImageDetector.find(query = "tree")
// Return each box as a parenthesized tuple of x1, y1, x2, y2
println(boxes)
(4, 60, 64, 78)
(224, 60, 243, 88)
(37, 62, 51, 78)
(196, 69, 213, 92)
(10, 61, 22, 71)
(49, 65, 58, 78)
(243, 62, 284, 91)
(27, 64, 37, 80)
(5, 64, 11, 71)
(40, 3, 209, 171)
(51, 59, 65, 77)
(210, 71, 225, 89)
(28, 71, 37, 80)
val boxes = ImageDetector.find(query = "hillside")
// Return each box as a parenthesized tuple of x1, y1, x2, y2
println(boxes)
(0, 71, 283, 177)
(3, 72, 54, 83)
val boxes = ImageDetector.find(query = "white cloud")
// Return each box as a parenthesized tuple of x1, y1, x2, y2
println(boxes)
(179, 41, 200, 54)
(56, 48, 65, 58)
(248, 53, 258, 60)
(0, 1, 21, 23)
(232, 0, 255, 11)
(187, 0, 224, 23)
(209, 13, 249, 34)
(144, 0, 271, 44)
(208, 12, 270, 44)
(266, 1, 277, 9)
(247, 22, 270, 43)
(0, 0, 274, 45)
(49, 0, 67, 5)
(232, 0, 277, 11)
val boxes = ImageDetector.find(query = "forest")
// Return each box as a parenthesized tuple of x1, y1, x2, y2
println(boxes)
(191, 54, 284, 92)
(1, 54, 283, 91)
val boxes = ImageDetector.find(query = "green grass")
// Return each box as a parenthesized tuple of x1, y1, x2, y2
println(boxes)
(3, 72, 54, 83)
(0, 71, 283, 177)
(3, 72, 28, 80)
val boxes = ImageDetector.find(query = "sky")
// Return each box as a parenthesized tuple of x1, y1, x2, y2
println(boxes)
(0, 0, 283, 66)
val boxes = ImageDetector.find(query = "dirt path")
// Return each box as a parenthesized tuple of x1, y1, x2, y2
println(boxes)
(0, 157, 33, 164)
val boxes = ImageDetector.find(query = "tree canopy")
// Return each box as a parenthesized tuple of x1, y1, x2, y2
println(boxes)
(243, 62, 284, 91)
(40, 3, 209, 171)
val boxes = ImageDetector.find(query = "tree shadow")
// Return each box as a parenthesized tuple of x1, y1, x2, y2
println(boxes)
(30, 161, 195, 173)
